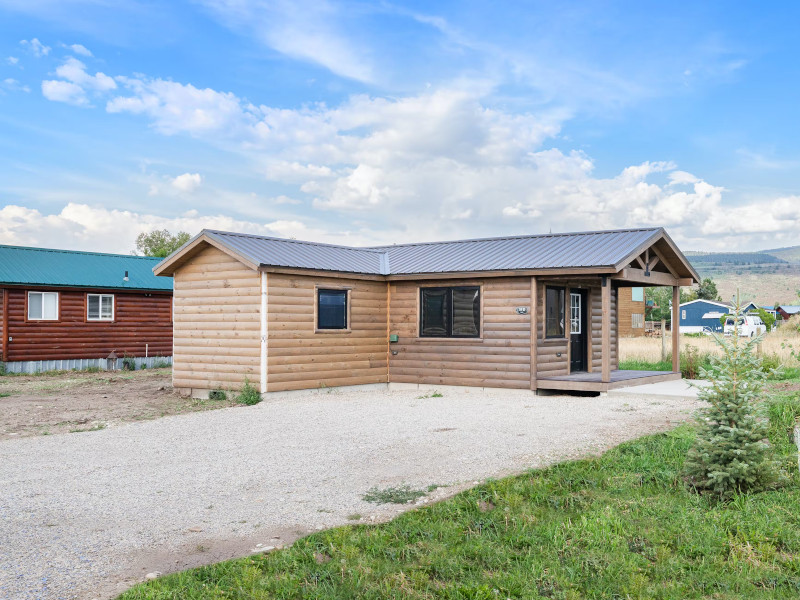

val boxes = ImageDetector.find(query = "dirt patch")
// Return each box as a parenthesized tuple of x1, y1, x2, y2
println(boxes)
(0, 368, 237, 440)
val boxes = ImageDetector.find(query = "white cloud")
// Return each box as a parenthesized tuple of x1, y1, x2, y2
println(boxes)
(6, 56, 19, 65)
(0, 203, 368, 253)
(199, 0, 373, 83)
(1, 78, 30, 93)
(20, 38, 50, 57)
(41, 57, 117, 106)
(170, 172, 203, 193)
(41, 79, 88, 105)
(55, 57, 116, 91)
(66, 43, 92, 57)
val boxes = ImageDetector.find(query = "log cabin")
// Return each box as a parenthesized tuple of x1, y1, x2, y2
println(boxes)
(0, 244, 173, 373)
(154, 227, 699, 397)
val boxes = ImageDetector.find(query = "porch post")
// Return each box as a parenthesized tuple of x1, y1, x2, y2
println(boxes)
(601, 276, 611, 383)
(672, 285, 680, 374)
(530, 277, 538, 391)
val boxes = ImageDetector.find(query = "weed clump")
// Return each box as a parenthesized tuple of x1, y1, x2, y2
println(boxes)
(363, 484, 427, 504)
(237, 379, 261, 406)
(208, 389, 227, 401)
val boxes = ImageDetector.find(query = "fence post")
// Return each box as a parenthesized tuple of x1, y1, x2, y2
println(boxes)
(661, 319, 667, 362)
(795, 423, 800, 476)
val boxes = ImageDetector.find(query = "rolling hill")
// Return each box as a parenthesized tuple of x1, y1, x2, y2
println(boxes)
(683, 245, 800, 305)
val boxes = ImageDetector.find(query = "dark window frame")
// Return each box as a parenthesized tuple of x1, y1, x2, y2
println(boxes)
(419, 286, 481, 338)
(316, 288, 349, 331)
(545, 286, 566, 339)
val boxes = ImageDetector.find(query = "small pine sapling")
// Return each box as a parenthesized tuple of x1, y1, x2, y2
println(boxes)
(684, 299, 783, 499)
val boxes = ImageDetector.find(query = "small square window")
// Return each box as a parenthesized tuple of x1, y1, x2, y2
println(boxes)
(87, 294, 114, 321)
(631, 287, 644, 302)
(317, 289, 348, 330)
(28, 291, 59, 320)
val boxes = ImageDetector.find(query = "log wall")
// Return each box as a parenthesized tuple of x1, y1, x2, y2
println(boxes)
(388, 277, 531, 389)
(172, 245, 260, 391)
(266, 273, 388, 392)
(1, 287, 172, 362)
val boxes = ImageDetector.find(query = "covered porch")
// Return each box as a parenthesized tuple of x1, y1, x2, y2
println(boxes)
(530, 233, 697, 394)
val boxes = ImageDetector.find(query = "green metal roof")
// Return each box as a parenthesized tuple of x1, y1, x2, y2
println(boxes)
(0, 244, 173, 291)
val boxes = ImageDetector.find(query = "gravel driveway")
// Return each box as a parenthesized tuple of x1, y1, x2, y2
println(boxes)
(0, 386, 700, 600)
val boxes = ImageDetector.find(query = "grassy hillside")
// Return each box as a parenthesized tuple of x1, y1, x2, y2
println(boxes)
(761, 245, 800, 263)
(685, 247, 800, 305)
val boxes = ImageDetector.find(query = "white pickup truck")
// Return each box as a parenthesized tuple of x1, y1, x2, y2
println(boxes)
(723, 315, 767, 338)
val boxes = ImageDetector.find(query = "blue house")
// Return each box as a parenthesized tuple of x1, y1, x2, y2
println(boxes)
(678, 299, 731, 334)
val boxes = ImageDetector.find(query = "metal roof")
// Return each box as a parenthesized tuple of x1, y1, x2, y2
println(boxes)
(0, 244, 173, 291)
(779, 305, 800, 314)
(189, 227, 674, 276)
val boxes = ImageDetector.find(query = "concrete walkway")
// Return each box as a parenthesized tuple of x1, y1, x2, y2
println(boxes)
(1, 387, 701, 600)
(608, 378, 706, 400)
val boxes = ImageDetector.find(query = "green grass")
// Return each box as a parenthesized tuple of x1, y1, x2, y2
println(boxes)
(0, 392, 10, 398)
(120, 392, 800, 600)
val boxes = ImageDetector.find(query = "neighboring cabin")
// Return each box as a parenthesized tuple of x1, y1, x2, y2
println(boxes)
(155, 227, 698, 396)
(678, 299, 730, 334)
(0, 245, 173, 373)
(617, 287, 646, 337)
(777, 305, 800, 321)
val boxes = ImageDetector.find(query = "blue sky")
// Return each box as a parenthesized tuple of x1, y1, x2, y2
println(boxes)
(1, 1, 799, 253)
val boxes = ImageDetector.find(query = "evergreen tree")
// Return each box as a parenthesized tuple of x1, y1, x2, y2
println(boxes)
(684, 300, 782, 499)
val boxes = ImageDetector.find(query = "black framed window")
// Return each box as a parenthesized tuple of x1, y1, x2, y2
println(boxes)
(317, 289, 348, 330)
(545, 286, 565, 338)
(420, 286, 480, 338)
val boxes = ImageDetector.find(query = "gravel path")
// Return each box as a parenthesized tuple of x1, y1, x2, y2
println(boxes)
(0, 387, 700, 600)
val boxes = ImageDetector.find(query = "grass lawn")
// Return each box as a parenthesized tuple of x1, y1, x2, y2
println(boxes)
(120, 390, 800, 600)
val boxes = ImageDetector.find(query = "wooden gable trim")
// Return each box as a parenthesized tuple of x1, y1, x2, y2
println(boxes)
(153, 233, 259, 276)
(613, 229, 699, 283)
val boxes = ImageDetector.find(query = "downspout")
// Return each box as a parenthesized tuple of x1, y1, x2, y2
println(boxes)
(260, 271, 268, 395)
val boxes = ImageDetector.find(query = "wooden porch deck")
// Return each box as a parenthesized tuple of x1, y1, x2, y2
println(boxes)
(537, 370, 682, 392)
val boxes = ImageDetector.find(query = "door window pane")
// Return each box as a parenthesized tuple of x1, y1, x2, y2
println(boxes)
(317, 289, 347, 329)
(570, 293, 581, 334)
(545, 287, 565, 337)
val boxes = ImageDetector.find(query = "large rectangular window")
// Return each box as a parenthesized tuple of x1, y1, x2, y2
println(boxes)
(87, 294, 114, 321)
(545, 287, 565, 338)
(317, 289, 348, 330)
(28, 291, 59, 321)
(631, 287, 644, 302)
(420, 286, 480, 338)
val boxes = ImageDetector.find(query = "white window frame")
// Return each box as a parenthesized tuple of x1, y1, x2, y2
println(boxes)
(570, 292, 581, 335)
(87, 293, 115, 321)
(682, 309, 687, 320)
(632, 313, 644, 329)
(28, 291, 59, 321)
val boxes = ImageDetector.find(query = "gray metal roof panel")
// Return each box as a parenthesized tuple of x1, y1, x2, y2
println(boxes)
(189, 227, 664, 276)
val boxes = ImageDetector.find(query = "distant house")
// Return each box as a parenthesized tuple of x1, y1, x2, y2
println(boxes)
(618, 287, 646, 337)
(678, 299, 730, 334)
(155, 227, 698, 396)
(777, 305, 800, 321)
(0, 245, 173, 373)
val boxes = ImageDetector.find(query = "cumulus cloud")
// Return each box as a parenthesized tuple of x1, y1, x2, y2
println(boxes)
(0, 203, 363, 253)
(42, 57, 116, 105)
(6, 56, 19, 66)
(66, 43, 92, 57)
(41, 79, 87, 105)
(170, 172, 203, 193)
(20, 38, 50, 57)
(32, 60, 800, 250)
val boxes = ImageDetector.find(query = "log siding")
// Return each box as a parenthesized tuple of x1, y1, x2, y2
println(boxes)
(172, 245, 260, 392)
(1, 287, 171, 362)
(266, 273, 388, 392)
(388, 277, 532, 389)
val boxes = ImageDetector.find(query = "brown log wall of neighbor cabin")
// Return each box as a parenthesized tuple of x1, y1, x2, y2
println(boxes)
(266, 273, 388, 392)
(172, 245, 261, 392)
(0, 287, 172, 362)
(388, 277, 532, 389)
